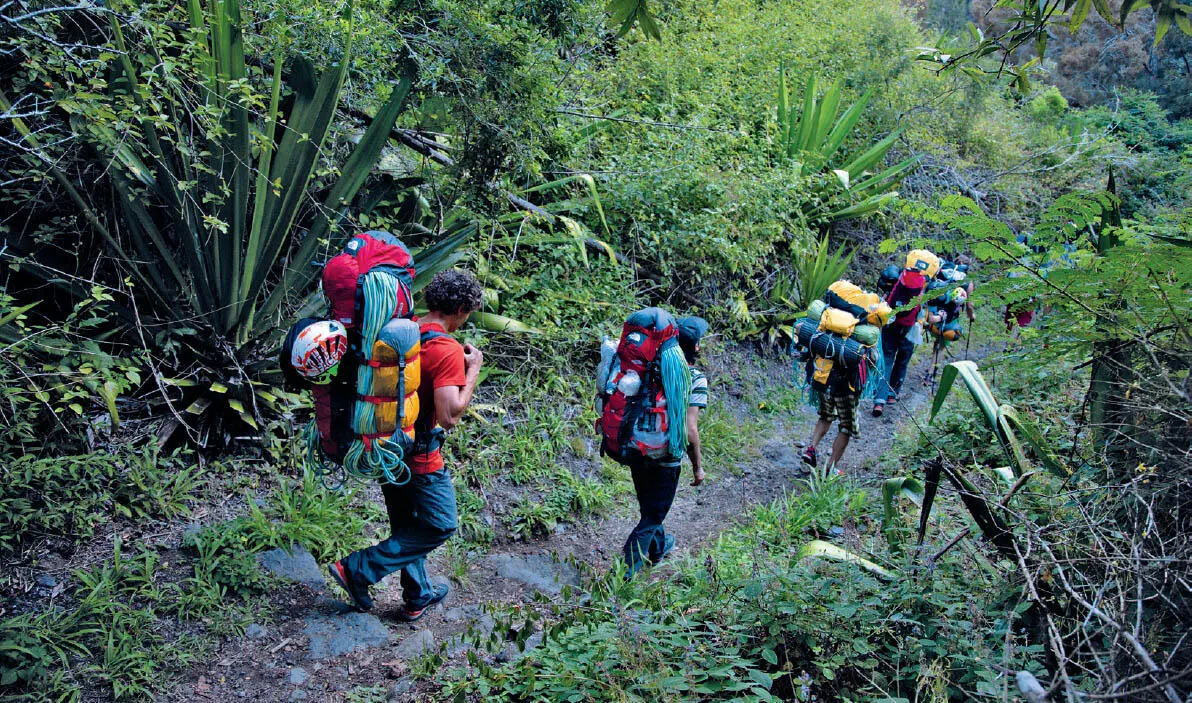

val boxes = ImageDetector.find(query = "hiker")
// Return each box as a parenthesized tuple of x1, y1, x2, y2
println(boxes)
(924, 285, 968, 385)
(872, 249, 940, 417)
(595, 308, 702, 577)
(795, 281, 891, 471)
(922, 258, 974, 385)
(327, 269, 484, 620)
(877, 264, 901, 297)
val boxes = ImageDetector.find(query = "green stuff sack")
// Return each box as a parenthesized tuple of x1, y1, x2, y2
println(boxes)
(853, 324, 880, 346)
(807, 299, 828, 321)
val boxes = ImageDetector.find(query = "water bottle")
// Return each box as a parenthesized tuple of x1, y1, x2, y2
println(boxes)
(595, 337, 618, 394)
(617, 370, 641, 396)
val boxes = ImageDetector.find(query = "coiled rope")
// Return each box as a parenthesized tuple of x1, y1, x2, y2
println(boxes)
(341, 271, 411, 486)
(659, 344, 691, 456)
(303, 419, 346, 490)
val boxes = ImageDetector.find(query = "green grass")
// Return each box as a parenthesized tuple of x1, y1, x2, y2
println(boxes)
(0, 540, 232, 701)
(435, 448, 1041, 702)
(0, 447, 200, 557)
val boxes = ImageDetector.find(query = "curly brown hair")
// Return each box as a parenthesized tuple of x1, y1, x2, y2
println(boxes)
(424, 269, 483, 315)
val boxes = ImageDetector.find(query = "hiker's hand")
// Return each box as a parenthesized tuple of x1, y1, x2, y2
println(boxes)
(691, 467, 706, 486)
(463, 344, 483, 371)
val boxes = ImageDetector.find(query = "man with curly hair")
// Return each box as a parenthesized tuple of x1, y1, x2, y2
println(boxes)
(329, 270, 484, 621)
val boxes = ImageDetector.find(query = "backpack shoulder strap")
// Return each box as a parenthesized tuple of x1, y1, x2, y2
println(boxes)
(420, 329, 448, 345)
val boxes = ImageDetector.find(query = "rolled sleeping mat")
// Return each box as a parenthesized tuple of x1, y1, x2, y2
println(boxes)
(807, 330, 874, 367)
(796, 316, 818, 348)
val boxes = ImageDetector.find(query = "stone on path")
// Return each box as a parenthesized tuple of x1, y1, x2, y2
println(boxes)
(494, 632, 544, 664)
(288, 667, 309, 686)
(762, 442, 804, 473)
(442, 605, 497, 657)
(442, 605, 496, 636)
(393, 629, 436, 659)
(387, 677, 414, 701)
(484, 554, 580, 595)
(259, 544, 326, 591)
(303, 611, 392, 660)
(245, 623, 266, 639)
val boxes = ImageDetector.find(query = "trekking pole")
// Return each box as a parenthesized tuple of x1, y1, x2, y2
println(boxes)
(963, 323, 972, 361)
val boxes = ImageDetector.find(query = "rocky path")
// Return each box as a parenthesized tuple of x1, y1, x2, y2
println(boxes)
(168, 345, 971, 703)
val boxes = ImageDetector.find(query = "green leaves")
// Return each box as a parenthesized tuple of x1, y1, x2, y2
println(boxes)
(930, 361, 1067, 478)
(794, 236, 855, 311)
(775, 66, 916, 222)
(608, 0, 662, 40)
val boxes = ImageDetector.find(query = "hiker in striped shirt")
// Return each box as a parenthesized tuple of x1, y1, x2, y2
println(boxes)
(678, 317, 708, 488)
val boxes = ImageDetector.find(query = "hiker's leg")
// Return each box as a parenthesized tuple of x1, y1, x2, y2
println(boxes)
(827, 432, 851, 468)
(623, 459, 679, 573)
(809, 418, 832, 448)
(809, 390, 836, 448)
(826, 391, 859, 467)
(399, 559, 430, 606)
(876, 327, 899, 402)
(888, 333, 915, 397)
(398, 470, 458, 607)
(647, 463, 681, 561)
(345, 470, 457, 589)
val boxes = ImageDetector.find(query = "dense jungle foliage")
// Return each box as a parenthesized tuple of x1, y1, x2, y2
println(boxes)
(1, 0, 1190, 701)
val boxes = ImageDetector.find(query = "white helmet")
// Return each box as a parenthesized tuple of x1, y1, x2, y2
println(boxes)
(289, 320, 348, 384)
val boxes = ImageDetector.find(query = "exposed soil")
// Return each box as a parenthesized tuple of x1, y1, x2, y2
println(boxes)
(162, 342, 982, 703)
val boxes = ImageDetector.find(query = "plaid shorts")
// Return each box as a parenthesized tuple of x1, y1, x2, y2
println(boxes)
(816, 388, 860, 438)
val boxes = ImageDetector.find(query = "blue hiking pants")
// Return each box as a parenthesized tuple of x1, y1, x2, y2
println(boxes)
(343, 469, 457, 608)
(877, 325, 916, 402)
(623, 456, 680, 576)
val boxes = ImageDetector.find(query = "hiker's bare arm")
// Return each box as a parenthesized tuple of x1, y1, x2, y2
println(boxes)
(687, 405, 705, 486)
(435, 345, 482, 430)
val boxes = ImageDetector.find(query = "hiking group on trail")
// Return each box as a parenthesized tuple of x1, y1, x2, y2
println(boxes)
(280, 231, 976, 616)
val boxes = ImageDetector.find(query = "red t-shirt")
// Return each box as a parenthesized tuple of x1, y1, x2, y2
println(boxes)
(410, 322, 467, 474)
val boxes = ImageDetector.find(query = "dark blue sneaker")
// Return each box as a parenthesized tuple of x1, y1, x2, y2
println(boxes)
(328, 560, 373, 612)
(395, 583, 449, 622)
(658, 534, 676, 561)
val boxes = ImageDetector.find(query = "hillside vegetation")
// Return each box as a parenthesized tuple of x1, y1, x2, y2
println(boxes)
(0, 0, 1189, 701)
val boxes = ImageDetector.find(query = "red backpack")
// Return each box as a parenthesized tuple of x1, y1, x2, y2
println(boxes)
(322, 231, 415, 330)
(596, 308, 681, 462)
(886, 269, 927, 328)
(312, 231, 418, 463)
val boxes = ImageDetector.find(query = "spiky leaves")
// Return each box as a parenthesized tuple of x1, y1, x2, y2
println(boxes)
(930, 361, 1067, 478)
(775, 64, 918, 222)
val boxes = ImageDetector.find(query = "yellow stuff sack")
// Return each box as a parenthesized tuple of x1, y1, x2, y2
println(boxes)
(372, 318, 422, 443)
(819, 307, 859, 337)
(867, 301, 893, 326)
(828, 281, 892, 327)
(906, 249, 941, 278)
(828, 280, 865, 305)
(812, 356, 834, 386)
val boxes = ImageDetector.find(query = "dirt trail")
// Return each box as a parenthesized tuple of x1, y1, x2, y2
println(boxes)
(169, 343, 972, 703)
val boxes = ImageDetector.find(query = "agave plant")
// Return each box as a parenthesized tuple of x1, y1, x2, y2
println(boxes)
(2, 2, 470, 434)
(776, 64, 918, 222)
(929, 361, 1068, 479)
(742, 236, 853, 346)
(876, 361, 1067, 558)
